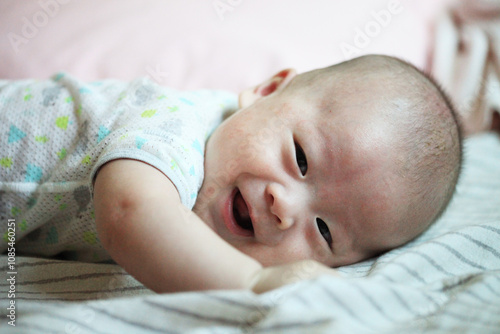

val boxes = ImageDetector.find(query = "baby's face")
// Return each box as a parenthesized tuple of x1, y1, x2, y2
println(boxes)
(194, 79, 409, 267)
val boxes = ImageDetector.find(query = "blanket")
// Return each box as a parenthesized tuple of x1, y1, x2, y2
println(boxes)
(1, 133, 499, 333)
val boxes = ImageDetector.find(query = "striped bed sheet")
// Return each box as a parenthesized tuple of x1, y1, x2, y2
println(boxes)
(1, 133, 499, 333)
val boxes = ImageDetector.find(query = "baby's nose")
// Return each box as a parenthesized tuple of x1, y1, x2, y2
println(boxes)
(266, 183, 300, 230)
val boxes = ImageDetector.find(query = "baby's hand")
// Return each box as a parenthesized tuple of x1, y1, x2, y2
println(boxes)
(250, 260, 340, 294)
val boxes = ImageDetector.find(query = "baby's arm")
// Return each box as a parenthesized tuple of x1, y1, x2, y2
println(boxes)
(94, 159, 337, 293)
(94, 159, 263, 292)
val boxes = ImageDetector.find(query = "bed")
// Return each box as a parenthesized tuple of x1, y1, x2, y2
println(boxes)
(1, 1, 499, 333)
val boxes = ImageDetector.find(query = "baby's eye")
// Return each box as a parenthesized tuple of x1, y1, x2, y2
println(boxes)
(317, 218, 332, 249)
(294, 142, 308, 176)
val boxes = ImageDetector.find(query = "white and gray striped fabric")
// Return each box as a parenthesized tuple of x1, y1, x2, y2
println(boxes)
(1, 133, 499, 333)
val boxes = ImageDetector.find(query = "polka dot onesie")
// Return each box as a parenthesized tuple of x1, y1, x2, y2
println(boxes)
(0, 73, 237, 262)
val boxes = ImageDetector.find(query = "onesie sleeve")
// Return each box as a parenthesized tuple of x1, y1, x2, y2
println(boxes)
(87, 79, 237, 209)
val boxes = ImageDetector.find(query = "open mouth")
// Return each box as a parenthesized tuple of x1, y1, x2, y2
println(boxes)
(232, 189, 254, 233)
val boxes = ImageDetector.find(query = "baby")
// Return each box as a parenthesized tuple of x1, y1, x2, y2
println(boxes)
(0, 55, 462, 293)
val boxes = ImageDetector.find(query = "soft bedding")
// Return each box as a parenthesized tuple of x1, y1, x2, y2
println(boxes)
(1, 133, 499, 333)
(1, 1, 500, 333)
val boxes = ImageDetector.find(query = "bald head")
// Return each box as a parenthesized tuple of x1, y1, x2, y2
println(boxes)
(285, 55, 463, 250)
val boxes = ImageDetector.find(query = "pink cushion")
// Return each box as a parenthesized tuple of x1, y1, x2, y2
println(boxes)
(0, 0, 450, 92)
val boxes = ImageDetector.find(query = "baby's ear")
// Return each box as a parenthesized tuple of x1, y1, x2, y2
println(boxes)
(239, 68, 297, 108)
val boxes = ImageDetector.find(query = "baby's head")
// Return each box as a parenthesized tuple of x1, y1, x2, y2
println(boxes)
(193, 55, 462, 267)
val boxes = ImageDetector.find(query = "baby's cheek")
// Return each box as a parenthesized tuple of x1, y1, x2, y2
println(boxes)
(225, 158, 239, 175)
(237, 138, 258, 161)
(226, 126, 245, 140)
(310, 242, 332, 265)
(192, 187, 213, 215)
